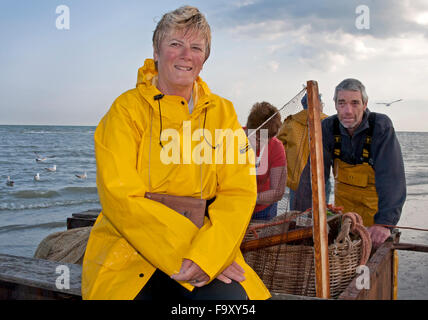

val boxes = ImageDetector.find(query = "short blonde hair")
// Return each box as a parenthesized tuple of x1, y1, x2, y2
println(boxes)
(153, 6, 211, 62)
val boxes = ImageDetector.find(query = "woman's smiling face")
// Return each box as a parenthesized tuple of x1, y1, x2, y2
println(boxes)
(154, 29, 206, 99)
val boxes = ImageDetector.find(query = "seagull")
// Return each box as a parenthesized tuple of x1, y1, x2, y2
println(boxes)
(376, 99, 403, 107)
(34, 152, 55, 162)
(6, 176, 14, 187)
(45, 165, 56, 172)
(34, 152, 47, 162)
(75, 172, 87, 179)
(34, 173, 40, 181)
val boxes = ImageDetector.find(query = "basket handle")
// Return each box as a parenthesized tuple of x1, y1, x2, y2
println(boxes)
(334, 212, 372, 265)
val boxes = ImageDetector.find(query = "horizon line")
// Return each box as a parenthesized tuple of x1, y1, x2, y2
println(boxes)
(0, 123, 426, 133)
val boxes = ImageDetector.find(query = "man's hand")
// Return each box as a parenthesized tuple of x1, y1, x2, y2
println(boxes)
(216, 261, 246, 284)
(367, 225, 391, 248)
(171, 259, 210, 287)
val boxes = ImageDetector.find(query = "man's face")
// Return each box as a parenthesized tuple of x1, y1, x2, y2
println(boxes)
(335, 90, 367, 134)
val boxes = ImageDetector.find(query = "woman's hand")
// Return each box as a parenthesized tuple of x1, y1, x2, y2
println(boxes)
(216, 261, 246, 284)
(171, 259, 210, 287)
(171, 259, 246, 287)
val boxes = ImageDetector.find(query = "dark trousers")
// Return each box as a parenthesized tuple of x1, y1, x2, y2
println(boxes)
(252, 202, 278, 220)
(134, 269, 247, 300)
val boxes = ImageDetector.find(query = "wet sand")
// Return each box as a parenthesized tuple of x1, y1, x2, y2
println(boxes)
(396, 195, 428, 299)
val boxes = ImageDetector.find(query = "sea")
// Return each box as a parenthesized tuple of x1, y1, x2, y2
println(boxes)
(0, 125, 427, 299)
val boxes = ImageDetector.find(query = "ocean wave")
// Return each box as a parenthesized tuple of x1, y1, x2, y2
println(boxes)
(23, 130, 69, 134)
(22, 129, 94, 135)
(12, 190, 60, 199)
(406, 181, 428, 187)
(61, 186, 98, 195)
(0, 221, 66, 234)
(407, 192, 428, 197)
(0, 198, 100, 211)
(9, 187, 98, 200)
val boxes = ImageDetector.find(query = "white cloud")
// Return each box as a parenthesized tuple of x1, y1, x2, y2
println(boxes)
(267, 60, 279, 72)
(416, 12, 428, 25)
(228, 20, 291, 41)
(227, 14, 427, 73)
(233, 0, 257, 8)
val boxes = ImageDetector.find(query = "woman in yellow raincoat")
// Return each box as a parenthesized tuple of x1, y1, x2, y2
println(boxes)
(81, 5, 270, 300)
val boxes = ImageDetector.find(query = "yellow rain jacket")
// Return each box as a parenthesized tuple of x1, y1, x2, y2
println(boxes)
(81, 59, 271, 300)
(277, 110, 328, 190)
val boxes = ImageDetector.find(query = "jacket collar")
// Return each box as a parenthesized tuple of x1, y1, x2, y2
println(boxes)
(136, 59, 214, 119)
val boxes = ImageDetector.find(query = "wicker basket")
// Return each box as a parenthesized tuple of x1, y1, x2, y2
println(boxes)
(243, 212, 362, 299)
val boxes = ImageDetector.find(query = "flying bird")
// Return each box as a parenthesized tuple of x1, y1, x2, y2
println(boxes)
(45, 165, 57, 172)
(376, 99, 403, 107)
(6, 176, 14, 187)
(75, 172, 87, 179)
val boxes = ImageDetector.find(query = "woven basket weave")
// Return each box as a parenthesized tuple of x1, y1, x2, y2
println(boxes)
(243, 213, 362, 298)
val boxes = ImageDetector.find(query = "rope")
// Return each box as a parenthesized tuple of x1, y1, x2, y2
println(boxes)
(335, 212, 372, 265)
(326, 205, 428, 232)
(374, 224, 428, 232)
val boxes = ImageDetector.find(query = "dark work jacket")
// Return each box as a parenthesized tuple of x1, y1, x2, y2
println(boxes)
(297, 109, 406, 226)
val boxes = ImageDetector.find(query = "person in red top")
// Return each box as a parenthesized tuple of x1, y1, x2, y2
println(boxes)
(245, 102, 287, 220)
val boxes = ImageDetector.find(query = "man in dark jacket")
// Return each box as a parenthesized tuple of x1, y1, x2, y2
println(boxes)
(298, 78, 406, 248)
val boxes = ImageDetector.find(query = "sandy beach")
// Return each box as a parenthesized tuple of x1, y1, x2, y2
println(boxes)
(396, 195, 428, 299)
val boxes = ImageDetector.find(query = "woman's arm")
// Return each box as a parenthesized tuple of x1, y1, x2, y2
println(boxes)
(182, 103, 258, 281)
(95, 98, 199, 277)
(256, 166, 287, 205)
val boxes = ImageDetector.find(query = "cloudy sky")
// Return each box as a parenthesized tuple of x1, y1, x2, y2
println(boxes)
(1, 0, 427, 131)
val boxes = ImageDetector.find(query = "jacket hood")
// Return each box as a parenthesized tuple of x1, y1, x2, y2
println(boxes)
(136, 59, 158, 88)
(292, 110, 309, 125)
(292, 109, 328, 125)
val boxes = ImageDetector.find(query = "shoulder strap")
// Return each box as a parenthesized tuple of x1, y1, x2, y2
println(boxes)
(333, 116, 341, 159)
(361, 112, 376, 165)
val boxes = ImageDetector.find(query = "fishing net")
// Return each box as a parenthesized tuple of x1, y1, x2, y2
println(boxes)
(34, 226, 91, 265)
(245, 85, 307, 213)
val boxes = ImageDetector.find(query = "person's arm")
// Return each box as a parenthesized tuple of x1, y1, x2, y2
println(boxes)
(182, 104, 257, 282)
(256, 138, 287, 206)
(256, 166, 287, 205)
(372, 116, 406, 226)
(94, 98, 199, 277)
(369, 116, 406, 246)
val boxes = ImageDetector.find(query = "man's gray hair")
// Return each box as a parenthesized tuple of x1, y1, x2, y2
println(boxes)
(333, 78, 368, 105)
